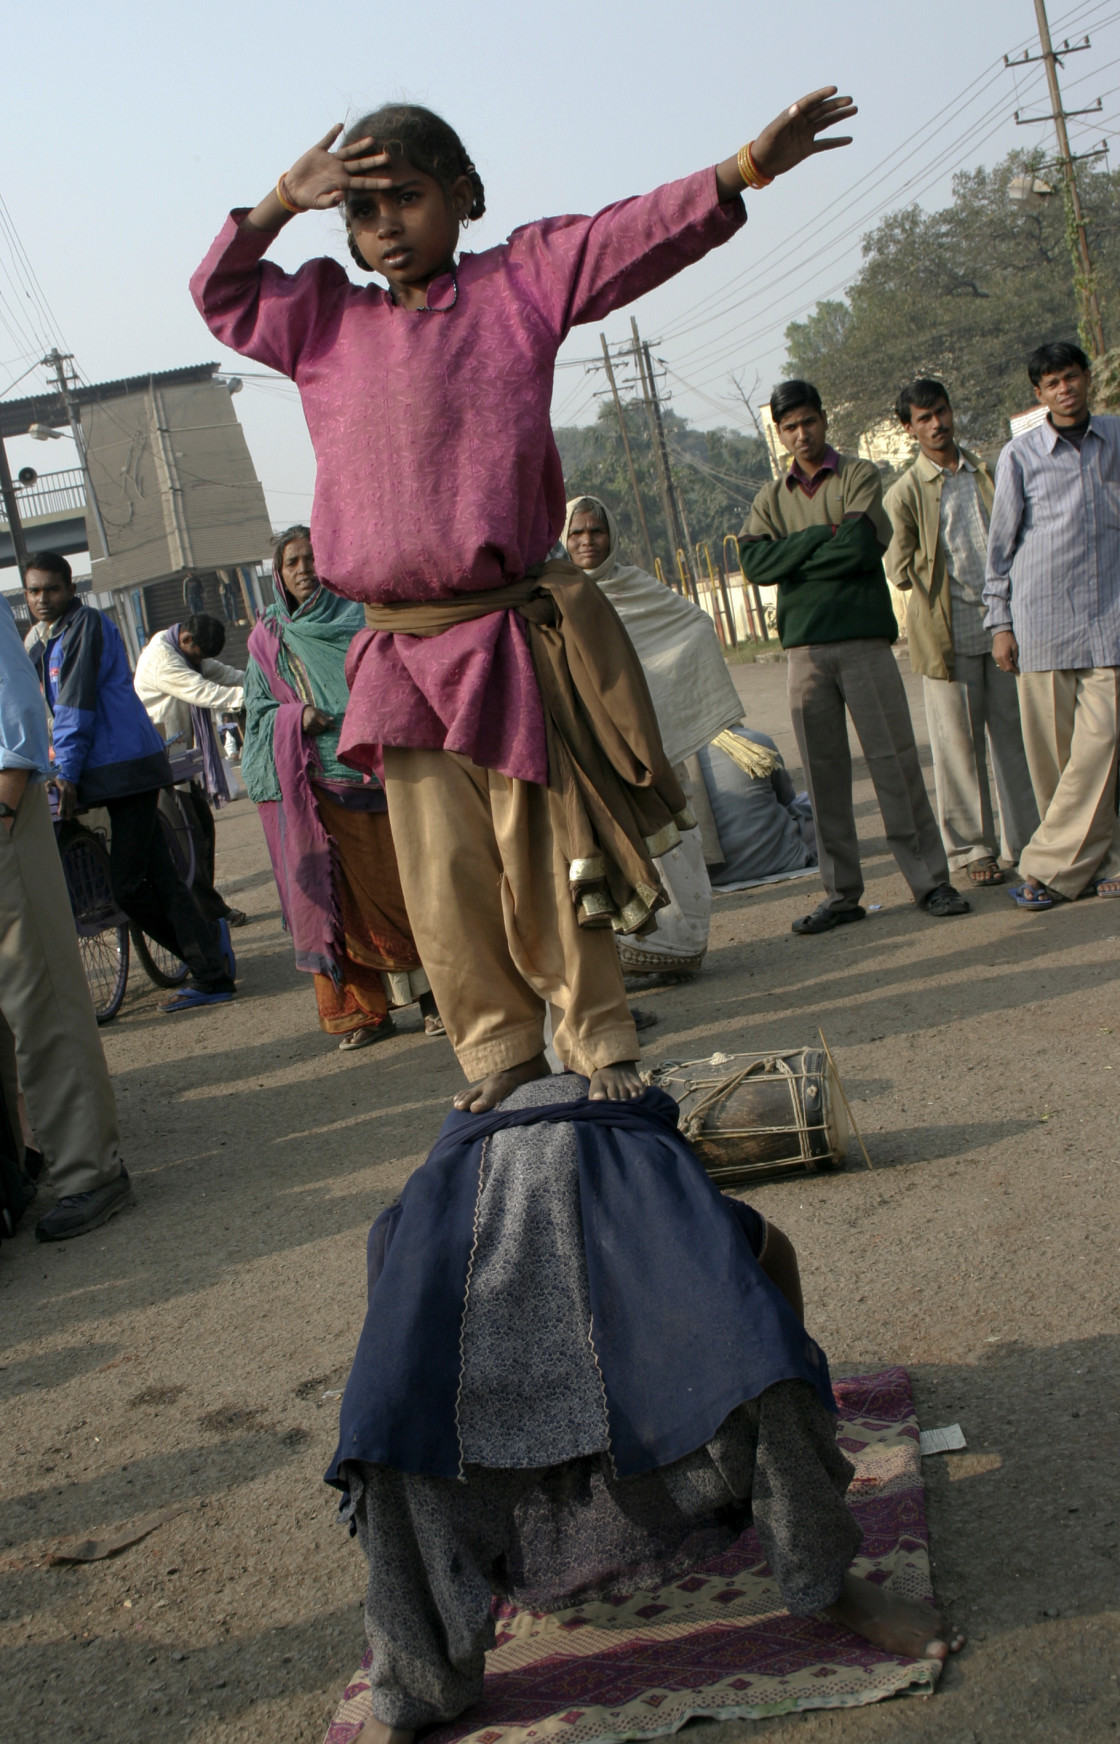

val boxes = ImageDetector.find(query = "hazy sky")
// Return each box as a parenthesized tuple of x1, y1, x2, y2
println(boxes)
(4, 0, 1119, 555)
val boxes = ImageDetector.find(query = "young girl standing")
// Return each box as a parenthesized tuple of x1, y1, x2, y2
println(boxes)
(191, 90, 854, 1110)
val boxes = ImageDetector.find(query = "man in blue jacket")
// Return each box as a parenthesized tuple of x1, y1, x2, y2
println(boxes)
(24, 553, 235, 1011)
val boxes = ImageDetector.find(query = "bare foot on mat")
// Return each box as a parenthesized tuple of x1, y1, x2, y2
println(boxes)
(588, 1060, 644, 1101)
(453, 1052, 551, 1113)
(825, 1572, 965, 1661)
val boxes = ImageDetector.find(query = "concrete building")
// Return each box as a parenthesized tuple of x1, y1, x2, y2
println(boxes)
(1, 363, 273, 667)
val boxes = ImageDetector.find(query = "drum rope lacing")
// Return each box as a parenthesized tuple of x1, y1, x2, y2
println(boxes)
(678, 1055, 817, 1161)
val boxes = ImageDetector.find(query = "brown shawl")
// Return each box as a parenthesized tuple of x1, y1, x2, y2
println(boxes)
(363, 561, 695, 935)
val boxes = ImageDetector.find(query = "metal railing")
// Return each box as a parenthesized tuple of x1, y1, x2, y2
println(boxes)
(0, 467, 87, 526)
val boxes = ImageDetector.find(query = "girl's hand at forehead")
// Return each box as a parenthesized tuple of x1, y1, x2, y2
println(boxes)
(283, 124, 399, 212)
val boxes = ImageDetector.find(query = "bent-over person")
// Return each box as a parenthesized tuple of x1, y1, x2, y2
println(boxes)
(133, 611, 248, 926)
(741, 380, 968, 934)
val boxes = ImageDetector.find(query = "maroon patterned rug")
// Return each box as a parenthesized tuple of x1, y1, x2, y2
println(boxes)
(325, 1367, 940, 1743)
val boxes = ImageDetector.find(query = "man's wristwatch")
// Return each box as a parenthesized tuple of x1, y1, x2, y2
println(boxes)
(0, 802, 17, 819)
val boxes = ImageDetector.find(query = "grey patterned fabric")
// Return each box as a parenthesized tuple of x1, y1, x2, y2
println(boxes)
(350, 1380, 860, 1731)
(457, 1073, 610, 1467)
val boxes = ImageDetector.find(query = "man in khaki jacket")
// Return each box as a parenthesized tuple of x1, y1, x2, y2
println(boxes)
(885, 379, 1037, 887)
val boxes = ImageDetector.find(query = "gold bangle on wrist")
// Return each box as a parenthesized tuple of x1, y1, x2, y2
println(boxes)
(737, 140, 774, 191)
(275, 174, 303, 214)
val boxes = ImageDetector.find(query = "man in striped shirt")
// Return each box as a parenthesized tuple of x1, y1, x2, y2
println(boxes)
(984, 341, 1120, 908)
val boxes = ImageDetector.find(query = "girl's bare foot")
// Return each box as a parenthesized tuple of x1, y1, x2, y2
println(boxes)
(825, 1571, 965, 1661)
(351, 1720, 414, 1744)
(453, 1051, 550, 1113)
(588, 1060, 644, 1100)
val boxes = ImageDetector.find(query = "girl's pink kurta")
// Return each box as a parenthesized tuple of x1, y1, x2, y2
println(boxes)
(191, 171, 745, 783)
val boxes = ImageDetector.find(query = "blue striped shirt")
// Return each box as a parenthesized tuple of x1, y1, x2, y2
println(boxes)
(983, 413, 1120, 670)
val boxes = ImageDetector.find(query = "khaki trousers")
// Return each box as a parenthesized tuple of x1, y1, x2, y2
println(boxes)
(787, 639, 950, 910)
(1017, 667, 1120, 899)
(0, 784, 124, 1197)
(922, 653, 1039, 870)
(382, 748, 638, 1080)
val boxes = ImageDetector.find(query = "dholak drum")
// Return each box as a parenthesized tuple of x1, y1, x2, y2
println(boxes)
(650, 1049, 848, 1186)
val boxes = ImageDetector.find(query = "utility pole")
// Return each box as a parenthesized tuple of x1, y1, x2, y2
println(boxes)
(42, 348, 112, 561)
(630, 320, 696, 587)
(0, 437, 30, 578)
(599, 335, 657, 573)
(1009, 2, 1107, 356)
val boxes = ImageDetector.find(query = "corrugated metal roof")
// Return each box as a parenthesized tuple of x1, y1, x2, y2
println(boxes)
(0, 363, 220, 439)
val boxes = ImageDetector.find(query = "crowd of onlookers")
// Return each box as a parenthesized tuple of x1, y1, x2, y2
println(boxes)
(740, 337, 1120, 930)
(2, 334, 1117, 1248)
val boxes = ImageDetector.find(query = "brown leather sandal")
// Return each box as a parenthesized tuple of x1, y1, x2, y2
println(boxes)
(966, 858, 1004, 886)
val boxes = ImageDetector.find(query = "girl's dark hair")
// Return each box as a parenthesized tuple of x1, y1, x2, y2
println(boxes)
(342, 104, 485, 273)
(273, 525, 312, 570)
(769, 380, 824, 426)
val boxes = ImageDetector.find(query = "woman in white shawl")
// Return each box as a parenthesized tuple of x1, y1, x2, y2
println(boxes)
(563, 496, 743, 976)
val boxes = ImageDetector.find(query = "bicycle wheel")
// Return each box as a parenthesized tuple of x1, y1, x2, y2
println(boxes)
(130, 925, 189, 989)
(57, 828, 131, 1024)
(82, 927, 131, 1023)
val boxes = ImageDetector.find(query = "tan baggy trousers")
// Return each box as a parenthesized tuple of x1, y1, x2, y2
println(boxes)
(1017, 667, 1120, 899)
(382, 747, 638, 1080)
(0, 783, 124, 1197)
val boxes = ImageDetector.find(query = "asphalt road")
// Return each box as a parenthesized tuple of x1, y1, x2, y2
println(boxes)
(1, 655, 1117, 1744)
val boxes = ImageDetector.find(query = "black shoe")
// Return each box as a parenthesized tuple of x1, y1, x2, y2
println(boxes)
(222, 907, 249, 928)
(922, 883, 971, 917)
(35, 1169, 133, 1242)
(791, 902, 866, 936)
(630, 1006, 659, 1032)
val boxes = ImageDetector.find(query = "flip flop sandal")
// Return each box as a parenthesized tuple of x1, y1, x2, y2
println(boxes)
(423, 1014, 447, 1036)
(338, 1020, 396, 1051)
(1094, 878, 1120, 897)
(967, 859, 1004, 886)
(160, 988, 235, 1012)
(1008, 883, 1054, 910)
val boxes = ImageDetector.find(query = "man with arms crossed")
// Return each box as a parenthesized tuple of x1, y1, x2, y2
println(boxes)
(984, 341, 1120, 907)
(741, 379, 968, 934)
(886, 379, 1037, 887)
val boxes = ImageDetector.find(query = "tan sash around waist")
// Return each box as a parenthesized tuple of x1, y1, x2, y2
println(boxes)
(363, 561, 695, 936)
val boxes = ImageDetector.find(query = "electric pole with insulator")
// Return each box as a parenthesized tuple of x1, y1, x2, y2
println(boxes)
(1008, 0, 1107, 356)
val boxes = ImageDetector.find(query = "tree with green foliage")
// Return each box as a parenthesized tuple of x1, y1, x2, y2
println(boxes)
(554, 399, 770, 571)
(784, 151, 1120, 451)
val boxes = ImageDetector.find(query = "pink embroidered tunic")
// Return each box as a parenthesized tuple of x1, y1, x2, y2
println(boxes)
(191, 172, 745, 783)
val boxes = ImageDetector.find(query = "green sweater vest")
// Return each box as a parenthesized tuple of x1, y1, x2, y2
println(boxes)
(740, 455, 898, 649)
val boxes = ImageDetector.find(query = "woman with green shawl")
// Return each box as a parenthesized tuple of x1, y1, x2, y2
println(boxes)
(242, 527, 440, 1048)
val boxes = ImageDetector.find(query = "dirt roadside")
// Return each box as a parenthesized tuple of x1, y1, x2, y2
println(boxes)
(1, 657, 1117, 1744)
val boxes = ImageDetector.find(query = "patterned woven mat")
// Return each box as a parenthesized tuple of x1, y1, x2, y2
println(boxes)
(324, 1368, 939, 1744)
